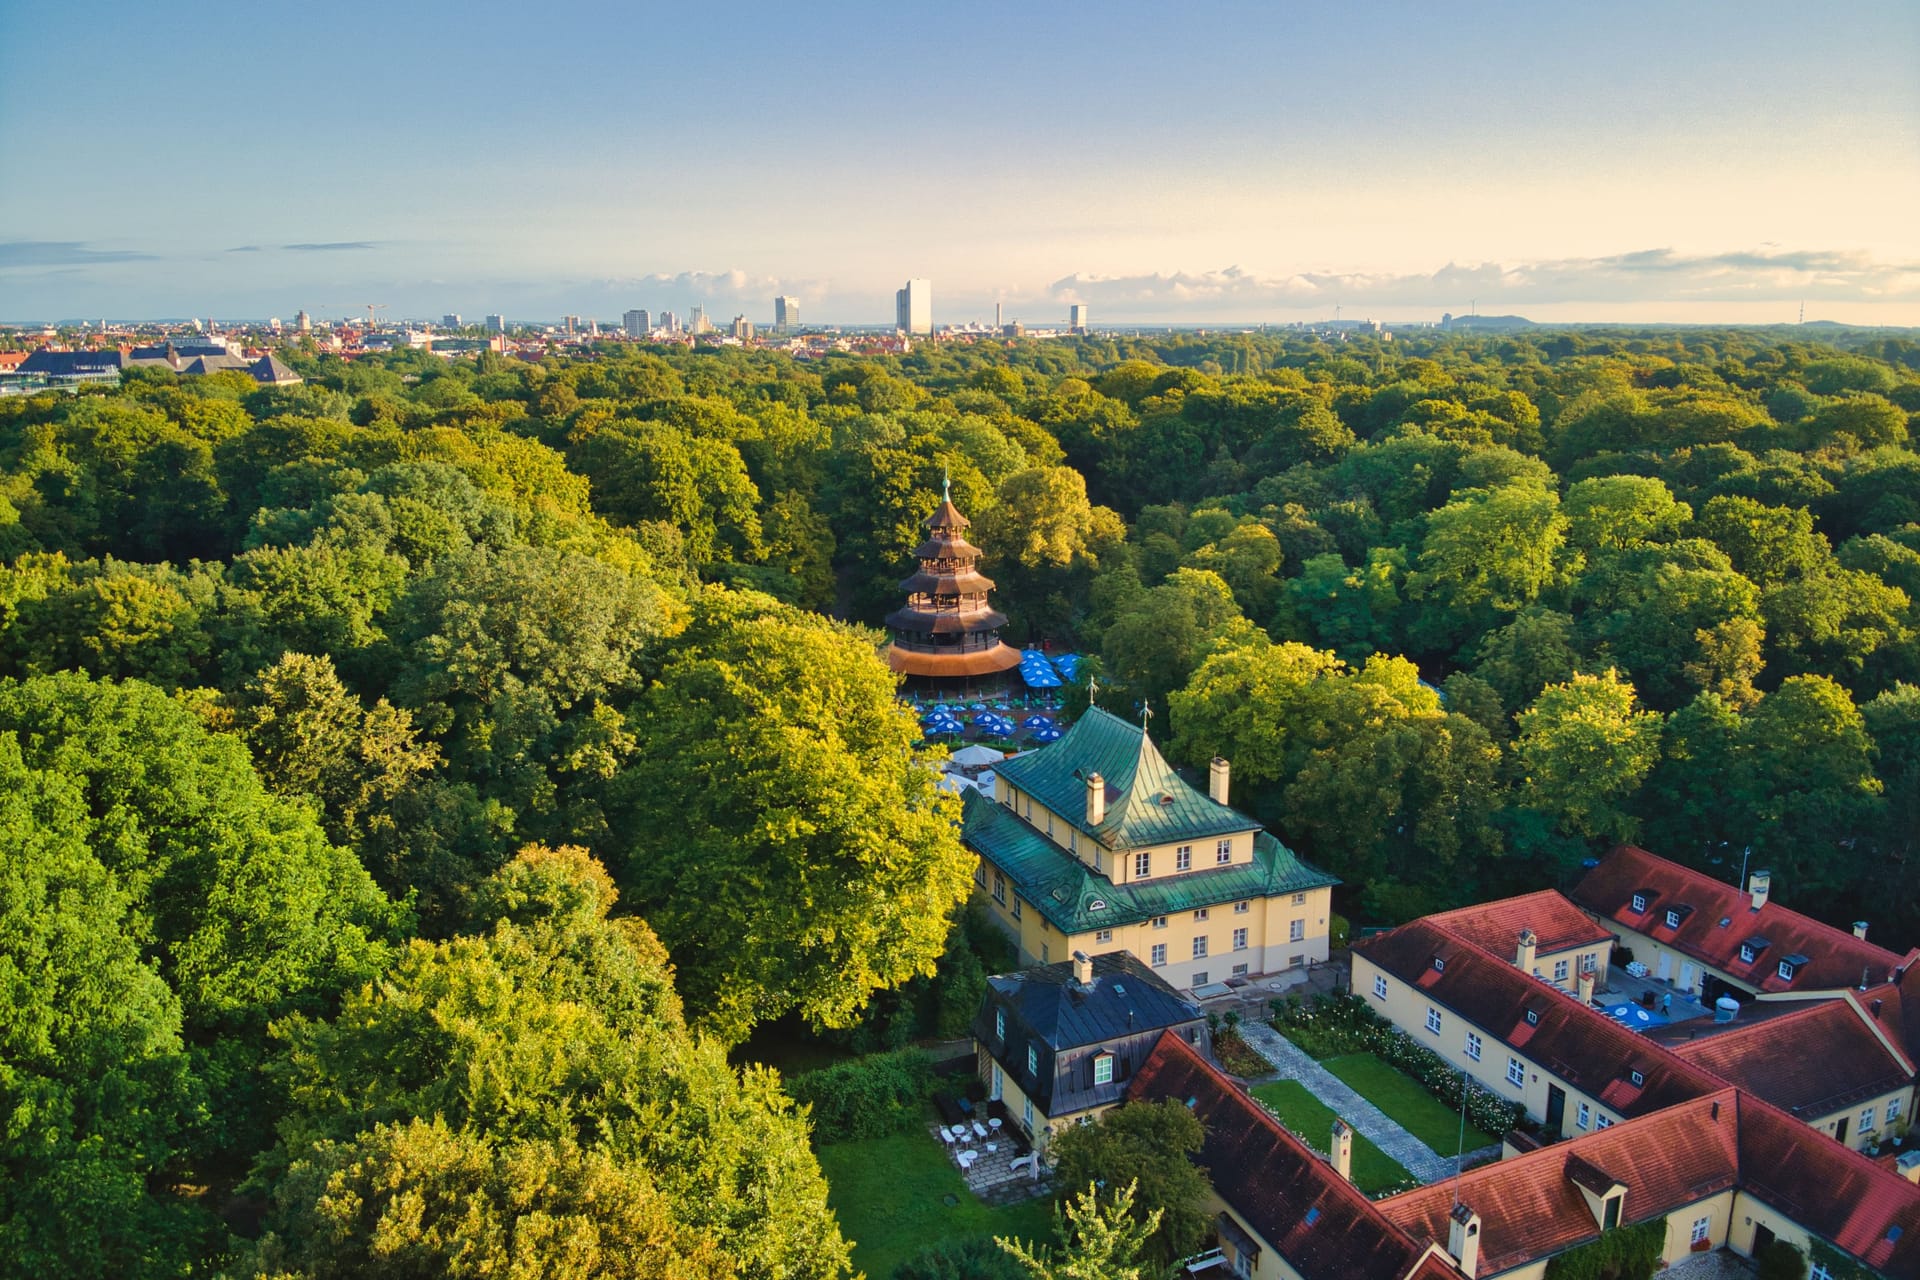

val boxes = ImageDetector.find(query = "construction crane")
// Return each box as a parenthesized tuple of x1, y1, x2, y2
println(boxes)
(364, 303, 387, 329)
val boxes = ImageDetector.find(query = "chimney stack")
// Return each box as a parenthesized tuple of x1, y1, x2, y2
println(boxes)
(1749, 870, 1771, 912)
(1872, 998, 1884, 1020)
(1086, 772, 1106, 826)
(1447, 1203, 1481, 1278)
(1072, 950, 1093, 986)
(1209, 757, 1231, 805)
(1516, 929, 1538, 976)
(1577, 967, 1596, 1006)
(1854, 921, 1870, 941)
(1331, 1120, 1353, 1182)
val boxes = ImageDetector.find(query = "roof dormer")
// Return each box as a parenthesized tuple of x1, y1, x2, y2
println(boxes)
(1565, 1155, 1627, 1231)
(1661, 904, 1693, 930)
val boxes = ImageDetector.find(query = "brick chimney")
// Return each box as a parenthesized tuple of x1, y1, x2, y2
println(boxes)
(1072, 950, 1093, 986)
(1516, 929, 1538, 976)
(1448, 1203, 1481, 1278)
(1854, 921, 1870, 941)
(1208, 756, 1230, 805)
(1086, 772, 1106, 826)
(1749, 870, 1771, 912)
(1331, 1119, 1353, 1181)
(1577, 967, 1596, 1006)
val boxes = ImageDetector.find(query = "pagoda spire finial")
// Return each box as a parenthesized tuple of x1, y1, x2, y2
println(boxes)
(942, 468, 951, 503)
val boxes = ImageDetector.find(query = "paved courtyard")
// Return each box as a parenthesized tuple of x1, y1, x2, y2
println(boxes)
(925, 1120, 1053, 1207)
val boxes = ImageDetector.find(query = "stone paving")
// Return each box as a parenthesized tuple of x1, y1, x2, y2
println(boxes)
(926, 1120, 1052, 1207)
(1234, 1019, 1496, 1186)
(1659, 1249, 1756, 1279)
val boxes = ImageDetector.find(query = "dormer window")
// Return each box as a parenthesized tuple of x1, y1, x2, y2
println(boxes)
(1027, 1044, 1038, 1075)
(1525, 1009, 1540, 1026)
(1629, 1069, 1645, 1087)
(1664, 909, 1681, 928)
(1740, 944, 1756, 964)
(1093, 1052, 1114, 1086)
(995, 1008, 1005, 1040)
(1777, 954, 1808, 983)
(1432, 957, 1446, 973)
(1630, 893, 1647, 913)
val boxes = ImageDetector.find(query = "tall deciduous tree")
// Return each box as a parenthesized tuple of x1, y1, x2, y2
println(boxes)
(611, 590, 973, 1042)
(1513, 670, 1664, 844)
(1046, 1102, 1210, 1266)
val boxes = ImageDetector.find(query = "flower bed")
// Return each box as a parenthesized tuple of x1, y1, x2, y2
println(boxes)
(1273, 994, 1522, 1140)
(1212, 1028, 1272, 1078)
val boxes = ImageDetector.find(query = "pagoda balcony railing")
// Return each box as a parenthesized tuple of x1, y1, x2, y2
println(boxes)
(893, 631, 1005, 652)
(905, 593, 991, 611)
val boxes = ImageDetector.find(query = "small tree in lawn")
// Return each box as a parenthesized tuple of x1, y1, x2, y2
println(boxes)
(997, 1179, 1162, 1280)
(1045, 1099, 1210, 1265)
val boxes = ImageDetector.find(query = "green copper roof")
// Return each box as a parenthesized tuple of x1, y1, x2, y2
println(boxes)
(992, 706, 1256, 851)
(961, 790, 1338, 934)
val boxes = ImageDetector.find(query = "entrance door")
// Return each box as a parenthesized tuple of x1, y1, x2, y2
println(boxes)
(1656, 951, 1671, 981)
(1678, 962, 1698, 994)
(991, 1064, 1003, 1102)
(1836, 1116, 1850, 1145)
(1545, 1086, 1567, 1140)
(1752, 1224, 1777, 1257)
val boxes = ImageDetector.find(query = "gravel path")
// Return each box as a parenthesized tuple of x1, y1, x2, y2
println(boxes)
(1234, 1020, 1489, 1186)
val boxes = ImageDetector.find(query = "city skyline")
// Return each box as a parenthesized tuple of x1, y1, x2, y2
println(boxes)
(2, 2, 1917, 325)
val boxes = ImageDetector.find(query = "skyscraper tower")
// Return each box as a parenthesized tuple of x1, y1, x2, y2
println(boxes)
(774, 295, 799, 332)
(624, 309, 649, 336)
(895, 279, 932, 335)
(884, 477, 1023, 684)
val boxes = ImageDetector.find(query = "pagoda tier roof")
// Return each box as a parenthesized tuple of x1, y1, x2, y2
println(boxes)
(925, 497, 970, 530)
(888, 642, 1023, 677)
(900, 568, 997, 595)
(885, 605, 1009, 634)
(911, 535, 985, 560)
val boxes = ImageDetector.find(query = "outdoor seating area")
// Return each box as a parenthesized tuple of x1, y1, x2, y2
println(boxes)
(1598, 969, 1711, 1030)
(929, 1093, 1047, 1203)
(912, 694, 1066, 746)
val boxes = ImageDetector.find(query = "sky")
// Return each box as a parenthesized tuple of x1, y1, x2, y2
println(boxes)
(2, 0, 1917, 326)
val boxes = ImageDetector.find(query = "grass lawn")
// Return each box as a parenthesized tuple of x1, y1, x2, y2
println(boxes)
(1249, 1080, 1414, 1197)
(1322, 1053, 1496, 1157)
(815, 1129, 1056, 1278)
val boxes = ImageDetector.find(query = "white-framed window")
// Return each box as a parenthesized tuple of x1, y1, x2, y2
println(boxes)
(1012, 896, 1022, 920)
(1465, 1031, 1482, 1061)
(1810, 1262, 1834, 1280)
(1373, 975, 1388, 999)
(1026, 1045, 1037, 1074)
(1740, 943, 1757, 963)
(1192, 971, 1208, 985)
(995, 1009, 1005, 1040)
(1595, 1114, 1613, 1129)
(1094, 1054, 1114, 1085)
(1232, 928, 1248, 951)
(1023, 1096, 1033, 1128)
(1291, 892, 1307, 905)
(1777, 959, 1796, 981)
(1290, 954, 1306, 968)
(1151, 915, 1168, 930)
(1577, 1103, 1591, 1130)
(1506, 1057, 1525, 1087)
(1041, 942, 1049, 963)
(1862, 1105, 1877, 1133)
(1094, 928, 1112, 944)
(1426, 1007, 1442, 1034)
(1691, 1217, 1709, 1245)
(975, 862, 986, 888)
(1150, 943, 1167, 967)
(1176, 845, 1192, 871)
(1135, 852, 1152, 878)
(1217, 838, 1233, 863)
(1553, 959, 1569, 982)
(1235, 900, 1251, 914)
(1629, 1070, 1644, 1087)
(1194, 908, 1210, 922)
(1232, 963, 1249, 977)
(1630, 892, 1646, 912)
(1193, 937, 1209, 959)
(1665, 908, 1682, 928)
(1290, 919, 1306, 942)
(993, 873, 1006, 904)
(1888, 1096, 1904, 1123)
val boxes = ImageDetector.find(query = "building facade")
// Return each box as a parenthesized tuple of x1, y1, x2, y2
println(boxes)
(623, 308, 649, 336)
(774, 295, 799, 331)
(964, 708, 1337, 992)
(896, 278, 931, 334)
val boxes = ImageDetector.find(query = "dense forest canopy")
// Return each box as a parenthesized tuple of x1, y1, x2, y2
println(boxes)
(2, 325, 1918, 1276)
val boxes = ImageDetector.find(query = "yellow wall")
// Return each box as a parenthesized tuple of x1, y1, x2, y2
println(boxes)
(1805, 1082, 1914, 1153)
(976, 854, 1331, 989)
(971, 1044, 1119, 1158)
(1596, 918, 1783, 999)
(1523, 941, 1612, 992)
(996, 784, 1256, 886)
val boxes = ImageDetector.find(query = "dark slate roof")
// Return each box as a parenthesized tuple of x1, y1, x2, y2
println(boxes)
(975, 950, 1200, 1052)
(17, 349, 125, 375)
(962, 789, 1336, 933)
(248, 354, 302, 384)
(992, 706, 1258, 850)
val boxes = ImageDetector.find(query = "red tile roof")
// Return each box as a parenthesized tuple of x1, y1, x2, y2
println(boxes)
(1671, 999, 1912, 1120)
(1124, 1031, 1445, 1280)
(1424, 889, 1614, 962)
(1379, 1090, 1742, 1274)
(1356, 919, 1726, 1119)
(1570, 846, 1902, 995)
(1735, 1093, 1920, 1274)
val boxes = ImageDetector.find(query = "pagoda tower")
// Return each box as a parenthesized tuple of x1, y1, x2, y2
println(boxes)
(885, 479, 1024, 682)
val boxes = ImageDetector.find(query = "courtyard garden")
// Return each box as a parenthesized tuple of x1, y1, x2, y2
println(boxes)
(1249, 1079, 1417, 1197)
(1322, 1053, 1497, 1155)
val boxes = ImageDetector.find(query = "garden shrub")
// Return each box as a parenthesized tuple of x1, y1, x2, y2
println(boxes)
(1542, 1221, 1665, 1280)
(892, 1234, 1029, 1280)
(1755, 1239, 1808, 1280)
(789, 1047, 935, 1143)
(1273, 994, 1523, 1138)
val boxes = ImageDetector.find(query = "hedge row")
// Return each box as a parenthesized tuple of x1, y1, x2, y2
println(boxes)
(1273, 994, 1523, 1140)
(788, 1047, 936, 1144)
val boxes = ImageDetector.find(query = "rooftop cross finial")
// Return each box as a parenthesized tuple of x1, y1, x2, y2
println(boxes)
(1086, 673, 1098, 705)
(1140, 699, 1153, 730)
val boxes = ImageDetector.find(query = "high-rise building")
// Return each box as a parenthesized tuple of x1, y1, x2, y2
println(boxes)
(563, 315, 581, 335)
(661, 311, 680, 334)
(485, 314, 506, 333)
(1069, 304, 1089, 334)
(443, 313, 462, 329)
(295, 309, 312, 333)
(731, 315, 755, 340)
(895, 279, 932, 335)
(689, 306, 711, 335)
(624, 309, 650, 336)
(774, 296, 799, 332)
(995, 302, 1002, 329)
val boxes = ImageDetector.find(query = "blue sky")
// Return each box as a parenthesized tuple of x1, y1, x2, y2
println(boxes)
(2, 1, 1916, 324)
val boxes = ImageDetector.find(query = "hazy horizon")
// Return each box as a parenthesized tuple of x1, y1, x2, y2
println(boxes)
(3, 1, 1916, 327)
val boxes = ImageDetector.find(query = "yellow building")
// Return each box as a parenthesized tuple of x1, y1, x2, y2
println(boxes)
(960, 706, 1338, 992)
